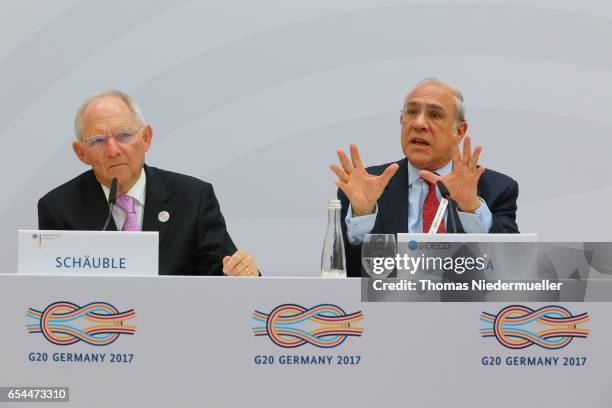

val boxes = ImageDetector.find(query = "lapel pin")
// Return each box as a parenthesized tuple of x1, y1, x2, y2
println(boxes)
(158, 211, 170, 223)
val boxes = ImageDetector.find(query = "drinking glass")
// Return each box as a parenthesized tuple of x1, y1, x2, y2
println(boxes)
(361, 234, 397, 278)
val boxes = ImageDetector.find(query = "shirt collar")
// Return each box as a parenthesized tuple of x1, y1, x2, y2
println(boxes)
(100, 168, 147, 206)
(407, 159, 453, 187)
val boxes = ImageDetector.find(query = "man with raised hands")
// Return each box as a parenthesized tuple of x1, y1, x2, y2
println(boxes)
(330, 78, 519, 277)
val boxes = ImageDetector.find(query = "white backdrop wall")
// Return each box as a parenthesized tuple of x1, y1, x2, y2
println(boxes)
(2, 0, 611, 275)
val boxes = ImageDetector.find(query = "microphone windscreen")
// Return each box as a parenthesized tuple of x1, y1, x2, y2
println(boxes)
(109, 178, 118, 205)
(436, 180, 450, 199)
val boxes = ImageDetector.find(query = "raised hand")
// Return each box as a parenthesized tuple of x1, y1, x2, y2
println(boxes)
(330, 144, 399, 216)
(419, 136, 485, 213)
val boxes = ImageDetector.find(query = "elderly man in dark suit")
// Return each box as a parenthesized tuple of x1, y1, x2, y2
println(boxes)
(38, 90, 258, 276)
(330, 78, 519, 277)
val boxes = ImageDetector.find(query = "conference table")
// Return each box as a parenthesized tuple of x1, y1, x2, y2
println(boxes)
(0, 275, 609, 407)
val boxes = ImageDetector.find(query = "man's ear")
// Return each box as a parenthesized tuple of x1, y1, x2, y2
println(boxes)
(72, 141, 90, 165)
(142, 125, 153, 152)
(453, 121, 468, 145)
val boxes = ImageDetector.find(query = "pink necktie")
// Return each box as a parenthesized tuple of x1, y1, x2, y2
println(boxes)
(115, 195, 140, 231)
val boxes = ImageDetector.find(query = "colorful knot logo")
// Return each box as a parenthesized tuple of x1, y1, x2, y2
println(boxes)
(252, 304, 364, 348)
(26, 301, 136, 346)
(480, 305, 589, 350)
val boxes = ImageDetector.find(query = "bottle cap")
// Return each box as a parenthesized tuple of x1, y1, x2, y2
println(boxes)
(328, 199, 341, 208)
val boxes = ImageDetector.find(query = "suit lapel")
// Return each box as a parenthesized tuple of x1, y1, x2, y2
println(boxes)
(80, 171, 117, 231)
(380, 158, 408, 234)
(142, 165, 171, 245)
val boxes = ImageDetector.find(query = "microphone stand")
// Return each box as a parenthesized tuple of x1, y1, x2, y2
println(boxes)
(102, 178, 118, 231)
(436, 180, 458, 234)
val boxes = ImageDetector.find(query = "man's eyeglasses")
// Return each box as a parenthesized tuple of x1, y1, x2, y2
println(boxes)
(80, 125, 143, 149)
(400, 106, 445, 121)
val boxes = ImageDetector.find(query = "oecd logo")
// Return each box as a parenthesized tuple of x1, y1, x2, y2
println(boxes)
(252, 304, 364, 349)
(26, 301, 136, 346)
(408, 240, 452, 251)
(480, 305, 589, 350)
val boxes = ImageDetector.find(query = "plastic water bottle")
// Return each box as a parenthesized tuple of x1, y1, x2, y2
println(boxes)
(321, 199, 347, 278)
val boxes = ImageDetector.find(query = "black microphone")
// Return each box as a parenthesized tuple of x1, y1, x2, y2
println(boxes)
(102, 178, 118, 231)
(436, 180, 457, 234)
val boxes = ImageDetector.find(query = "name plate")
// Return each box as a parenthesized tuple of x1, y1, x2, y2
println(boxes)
(17, 230, 158, 276)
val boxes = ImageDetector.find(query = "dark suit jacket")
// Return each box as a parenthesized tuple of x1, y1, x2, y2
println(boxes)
(338, 157, 519, 277)
(38, 164, 237, 275)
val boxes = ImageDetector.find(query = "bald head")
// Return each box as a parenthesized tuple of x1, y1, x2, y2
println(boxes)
(74, 90, 144, 140)
(405, 78, 465, 124)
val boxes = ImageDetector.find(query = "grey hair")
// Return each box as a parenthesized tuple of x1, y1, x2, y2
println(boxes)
(404, 77, 466, 124)
(74, 90, 144, 139)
